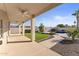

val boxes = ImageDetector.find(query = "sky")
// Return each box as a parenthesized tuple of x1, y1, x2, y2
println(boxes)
(25, 3, 79, 27)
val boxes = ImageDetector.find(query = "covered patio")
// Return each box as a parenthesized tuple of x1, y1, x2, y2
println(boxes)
(0, 3, 61, 44)
(0, 3, 63, 56)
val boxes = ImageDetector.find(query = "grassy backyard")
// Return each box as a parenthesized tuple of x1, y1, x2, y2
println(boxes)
(25, 32, 49, 42)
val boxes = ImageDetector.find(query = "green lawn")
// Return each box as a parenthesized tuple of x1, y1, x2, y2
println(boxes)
(25, 32, 49, 42)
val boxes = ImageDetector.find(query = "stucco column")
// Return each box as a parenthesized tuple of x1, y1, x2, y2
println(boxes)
(19, 24, 21, 35)
(2, 32, 8, 53)
(2, 32, 8, 45)
(31, 18, 35, 42)
(8, 21, 10, 36)
(8, 22, 11, 35)
(22, 23, 25, 36)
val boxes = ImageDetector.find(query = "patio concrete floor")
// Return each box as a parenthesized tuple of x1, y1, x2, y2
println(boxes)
(0, 42, 61, 56)
(0, 35, 61, 56)
(8, 35, 31, 43)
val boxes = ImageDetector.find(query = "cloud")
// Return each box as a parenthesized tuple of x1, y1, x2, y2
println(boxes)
(54, 16, 67, 20)
(35, 14, 76, 27)
(53, 15, 75, 20)
(52, 15, 76, 25)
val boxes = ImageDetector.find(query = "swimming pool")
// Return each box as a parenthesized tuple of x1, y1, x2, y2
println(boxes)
(56, 33, 68, 37)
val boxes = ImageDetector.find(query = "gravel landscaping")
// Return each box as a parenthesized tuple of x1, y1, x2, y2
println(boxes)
(50, 40, 79, 56)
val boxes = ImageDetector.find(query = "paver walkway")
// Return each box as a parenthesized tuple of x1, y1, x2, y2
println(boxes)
(39, 35, 64, 48)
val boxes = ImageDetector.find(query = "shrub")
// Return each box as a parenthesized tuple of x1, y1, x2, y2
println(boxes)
(25, 30, 31, 33)
(50, 28, 57, 32)
(76, 33, 79, 38)
(66, 29, 79, 41)
(49, 32, 55, 35)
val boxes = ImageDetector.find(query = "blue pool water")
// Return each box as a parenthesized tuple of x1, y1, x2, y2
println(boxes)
(56, 33, 68, 37)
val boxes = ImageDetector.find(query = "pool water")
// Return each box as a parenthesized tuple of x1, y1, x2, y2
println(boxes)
(56, 33, 68, 37)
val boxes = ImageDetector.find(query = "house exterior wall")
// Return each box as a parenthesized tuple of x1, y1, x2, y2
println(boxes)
(0, 10, 9, 44)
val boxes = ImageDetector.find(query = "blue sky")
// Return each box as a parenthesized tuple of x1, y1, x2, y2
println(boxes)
(25, 3, 79, 27)
(34, 3, 79, 27)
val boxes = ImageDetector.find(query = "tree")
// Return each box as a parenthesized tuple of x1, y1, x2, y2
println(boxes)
(49, 28, 57, 35)
(61, 29, 79, 44)
(65, 24, 68, 29)
(50, 28, 57, 32)
(39, 23, 44, 32)
(73, 21, 76, 27)
(57, 24, 65, 28)
(72, 9, 79, 29)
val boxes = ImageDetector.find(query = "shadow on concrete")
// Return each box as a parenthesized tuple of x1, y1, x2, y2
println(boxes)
(51, 40, 62, 43)
(7, 40, 32, 43)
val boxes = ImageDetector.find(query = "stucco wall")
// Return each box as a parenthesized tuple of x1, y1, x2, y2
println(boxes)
(0, 10, 9, 42)
(0, 10, 9, 32)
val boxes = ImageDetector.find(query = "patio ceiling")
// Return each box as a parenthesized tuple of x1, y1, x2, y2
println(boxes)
(0, 3, 61, 24)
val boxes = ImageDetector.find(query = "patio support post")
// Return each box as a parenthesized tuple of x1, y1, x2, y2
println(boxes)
(9, 22, 11, 35)
(31, 18, 35, 42)
(3, 32, 7, 45)
(22, 23, 25, 36)
(8, 21, 10, 36)
(19, 24, 21, 35)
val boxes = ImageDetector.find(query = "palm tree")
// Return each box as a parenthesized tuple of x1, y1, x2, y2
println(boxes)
(62, 29, 79, 44)
(67, 29, 79, 41)
(39, 23, 44, 33)
(72, 9, 79, 29)
(74, 21, 76, 27)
